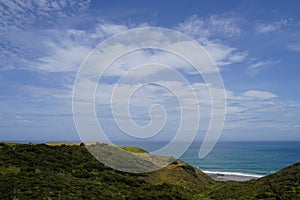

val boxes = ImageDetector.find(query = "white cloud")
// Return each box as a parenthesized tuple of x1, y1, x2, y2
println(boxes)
(52, 26, 233, 78)
(1, 21, 152, 73)
(0, 0, 90, 31)
(101, 44, 217, 78)
(1, 3, 299, 141)
(288, 43, 300, 52)
(0, 0, 93, 72)
(36, 40, 91, 72)
(1, 13, 247, 76)
(93, 23, 128, 38)
(93, 79, 300, 133)
(247, 59, 279, 76)
(209, 15, 242, 38)
(201, 39, 248, 67)
(177, 14, 242, 38)
(93, 80, 222, 134)
(255, 20, 287, 34)
(242, 90, 277, 99)
(225, 89, 300, 131)
(176, 15, 247, 68)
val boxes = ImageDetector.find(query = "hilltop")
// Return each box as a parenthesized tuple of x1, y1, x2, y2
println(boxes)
(0, 142, 299, 199)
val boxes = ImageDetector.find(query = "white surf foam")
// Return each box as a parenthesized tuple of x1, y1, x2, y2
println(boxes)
(202, 170, 264, 178)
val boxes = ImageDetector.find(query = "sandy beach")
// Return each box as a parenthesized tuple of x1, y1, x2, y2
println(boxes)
(203, 171, 263, 181)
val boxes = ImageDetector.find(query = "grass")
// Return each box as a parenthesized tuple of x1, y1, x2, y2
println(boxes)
(119, 146, 148, 153)
(45, 142, 80, 146)
(0, 142, 299, 199)
(0, 166, 20, 175)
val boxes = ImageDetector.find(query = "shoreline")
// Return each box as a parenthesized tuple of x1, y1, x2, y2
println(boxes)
(0, 141, 285, 182)
(203, 170, 264, 181)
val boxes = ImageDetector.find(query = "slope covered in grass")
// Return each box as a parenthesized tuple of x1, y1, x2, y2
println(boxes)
(208, 162, 300, 199)
(0, 142, 299, 199)
(0, 142, 213, 199)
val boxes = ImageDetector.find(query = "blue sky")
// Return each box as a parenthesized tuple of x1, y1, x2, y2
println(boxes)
(0, 0, 300, 142)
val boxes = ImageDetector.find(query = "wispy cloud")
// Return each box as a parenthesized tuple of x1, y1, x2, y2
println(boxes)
(200, 39, 248, 67)
(247, 59, 280, 76)
(0, 20, 151, 73)
(1, 13, 247, 74)
(176, 15, 247, 68)
(0, 0, 90, 31)
(177, 14, 242, 39)
(255, 20, 287, 34)
(35, 40, 91, 72)
(225, 89, 300, 131)
(0, 0, 92, 72)
(1, 2, 299, 141)
(288, 43, 300, 52)
(94, 81, 300, 132)
(242, 90, 277, 99)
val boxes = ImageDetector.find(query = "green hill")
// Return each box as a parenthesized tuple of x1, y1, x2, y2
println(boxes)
(208, 162, 300, 200)
(0, 142, 299, 199)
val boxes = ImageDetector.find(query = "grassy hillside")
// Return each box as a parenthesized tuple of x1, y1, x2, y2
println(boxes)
(0, 142, 299, 199)
(208, 163, 300, 200)
(0, 142, 213, 199)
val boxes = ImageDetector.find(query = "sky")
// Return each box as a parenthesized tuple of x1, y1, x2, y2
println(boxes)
(0, 0, 300, 142)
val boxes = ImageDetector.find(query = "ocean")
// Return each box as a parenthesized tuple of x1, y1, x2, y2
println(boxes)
(119, 140, 300, 177)
(180, 141, 300, 177)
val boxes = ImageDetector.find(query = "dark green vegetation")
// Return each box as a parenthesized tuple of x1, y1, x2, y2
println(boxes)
(0, 143, 299, 199)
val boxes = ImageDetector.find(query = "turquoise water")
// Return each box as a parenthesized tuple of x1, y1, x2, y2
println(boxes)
(180, 141, 300, 176)
(119, 141, 300, 177)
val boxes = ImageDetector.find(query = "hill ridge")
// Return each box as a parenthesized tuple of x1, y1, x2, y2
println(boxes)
(0, 142, 299, 199)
